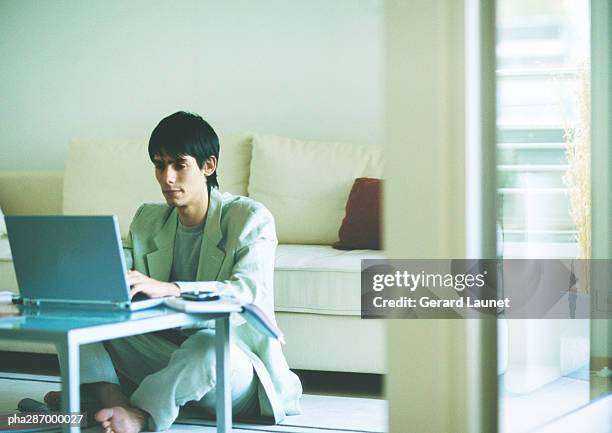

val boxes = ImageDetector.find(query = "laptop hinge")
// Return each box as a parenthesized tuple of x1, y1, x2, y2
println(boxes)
(22, 298, 40, 307)
(21, 298, 130, 310)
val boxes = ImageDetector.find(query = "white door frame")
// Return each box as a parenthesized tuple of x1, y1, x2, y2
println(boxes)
(384, 1, 497, 432)
(590, 0, 612, 397)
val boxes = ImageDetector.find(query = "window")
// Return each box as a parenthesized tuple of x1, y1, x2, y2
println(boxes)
(497, 0, 590, 259)
(496, 2, 591, 432)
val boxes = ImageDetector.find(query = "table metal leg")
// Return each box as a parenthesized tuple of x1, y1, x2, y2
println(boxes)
(215, 316, 232, 433)
(57, 336, 81, 433)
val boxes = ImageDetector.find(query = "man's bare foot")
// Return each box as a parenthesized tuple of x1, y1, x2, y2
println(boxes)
(44, 382, 145, 430)
(95, 406, 147, 433)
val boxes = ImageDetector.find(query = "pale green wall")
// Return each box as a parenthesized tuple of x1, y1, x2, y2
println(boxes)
(0, 0, 383, 170)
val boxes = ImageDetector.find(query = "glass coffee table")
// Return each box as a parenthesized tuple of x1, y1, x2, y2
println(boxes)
(0, 306, 234, 433)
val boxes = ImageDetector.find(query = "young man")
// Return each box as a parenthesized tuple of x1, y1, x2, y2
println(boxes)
(45, 112, 302, 433)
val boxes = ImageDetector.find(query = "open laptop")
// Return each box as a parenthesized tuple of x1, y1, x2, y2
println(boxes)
(5, 216, 165, 311)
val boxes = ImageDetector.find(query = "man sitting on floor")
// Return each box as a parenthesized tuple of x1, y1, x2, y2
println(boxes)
(45, 111, 302, 433)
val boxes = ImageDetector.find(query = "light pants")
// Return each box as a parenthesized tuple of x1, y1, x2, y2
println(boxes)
(79, 329, 258, 431)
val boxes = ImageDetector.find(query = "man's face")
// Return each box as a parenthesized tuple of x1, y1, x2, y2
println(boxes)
(153, 153, 210, 207)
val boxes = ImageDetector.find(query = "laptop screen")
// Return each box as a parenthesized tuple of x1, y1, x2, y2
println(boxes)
(6, 216, 131, 304)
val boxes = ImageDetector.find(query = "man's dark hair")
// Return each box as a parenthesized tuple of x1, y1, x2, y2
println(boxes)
(148, 111, 219, 190)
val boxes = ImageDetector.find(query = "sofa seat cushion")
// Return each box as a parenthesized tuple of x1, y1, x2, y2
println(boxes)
(0, 240, 386, 315)
(274, 244, 385, 316)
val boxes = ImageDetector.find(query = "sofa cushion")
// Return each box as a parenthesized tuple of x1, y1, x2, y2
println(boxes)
(249, 135, 382, 245)
(0, 262, 17, 294)
(0, 238, 17, 293)
(333, 178, 383, 250)
(63, 134, 252, 239)
(274, 244, 385, 315)
(0, 238, 11, 261)
(216, 132, 253, 196)
(0, 171, 63, 216)
(248, 134, 383, 245)
(63, 139, 159, 239)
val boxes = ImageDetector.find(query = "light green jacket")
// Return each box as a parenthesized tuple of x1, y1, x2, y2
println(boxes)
(123, 188, 302, 423)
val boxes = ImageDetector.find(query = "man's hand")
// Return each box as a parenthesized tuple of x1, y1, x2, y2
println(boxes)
(128, 270, 180, 298)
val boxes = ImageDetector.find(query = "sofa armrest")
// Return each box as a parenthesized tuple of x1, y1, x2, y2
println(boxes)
(0, 171, 63, 215)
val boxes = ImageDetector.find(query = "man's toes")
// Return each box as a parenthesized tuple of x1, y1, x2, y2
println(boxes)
(95, 407, 115, 423)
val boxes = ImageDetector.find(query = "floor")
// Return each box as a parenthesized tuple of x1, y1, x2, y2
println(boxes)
(0, 353, 387, 433)
(1, 354, 607, 433)
(499, 366, 592, 433)
(3, 372, 601, 433)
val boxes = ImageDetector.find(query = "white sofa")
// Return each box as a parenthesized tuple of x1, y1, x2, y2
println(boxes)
(0, 133, 386, 374)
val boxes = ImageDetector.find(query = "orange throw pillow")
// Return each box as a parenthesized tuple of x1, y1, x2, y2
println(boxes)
(333, 178, 383, 250)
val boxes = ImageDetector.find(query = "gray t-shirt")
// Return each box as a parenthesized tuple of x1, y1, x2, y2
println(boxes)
(170, 219, 205, 283)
